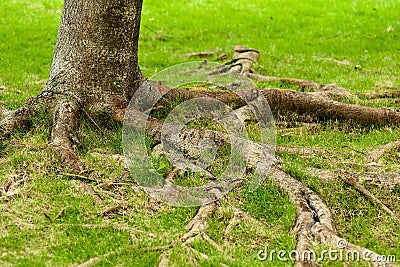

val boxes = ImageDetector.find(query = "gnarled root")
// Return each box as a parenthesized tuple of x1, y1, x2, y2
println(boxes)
(157, 202, 218, 267)
(50, 100, 84, 173)
(181, 202, 217, 244)
(271, 166, 333, 267)
(158, 87, 400, 126)
(270, 166, 398, 267)
(0, 105, 36, 141)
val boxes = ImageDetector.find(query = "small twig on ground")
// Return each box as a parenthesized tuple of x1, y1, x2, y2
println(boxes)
(43, 213, 53, 222)
(55, 209, 65, 219)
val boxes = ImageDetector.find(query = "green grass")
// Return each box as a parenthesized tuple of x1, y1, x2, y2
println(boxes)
(1, 0, 400, 266)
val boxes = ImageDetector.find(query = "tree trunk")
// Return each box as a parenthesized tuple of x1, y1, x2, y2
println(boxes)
(40, 0, 145, 113)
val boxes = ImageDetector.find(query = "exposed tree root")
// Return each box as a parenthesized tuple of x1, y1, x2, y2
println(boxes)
(278, 122, 319, 133)
(101, 204, 122, 216)
(222, 207, 241, 240)
(308, 168, 400, 189)
(221, 205, 263, 242)
(270, 165, 397, 267)
(70, 180, 103, 205)
(0, 105, 36, 141)
(339, 174, 399, 222)
(179, 202, 224, 264)
(313, 226, 398, 267)
(307, 167, 400, 222)
(123, 96, 398, 265)
(182, 49, 219, 58)
(159, 87, 400, 126)
(156, 202, 218, 267)
(157, 253, 169, 267)
(369, 98, 400, 105)
(271, 166, 332, 267)
(143, 119, 398, 266)
(276, 145, 331, 158)
(181, 202, 216, 243)
(242, 87, 400, 125)
(248, 73, 329, 91)
(50, 100, 84, 173)
(2, 47, 400, 267)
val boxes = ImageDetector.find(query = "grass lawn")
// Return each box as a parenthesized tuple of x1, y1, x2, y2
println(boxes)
(1, 0, 399, 266)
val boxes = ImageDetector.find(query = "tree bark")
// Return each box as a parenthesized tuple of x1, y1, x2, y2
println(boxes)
(40, 0, 145, 114)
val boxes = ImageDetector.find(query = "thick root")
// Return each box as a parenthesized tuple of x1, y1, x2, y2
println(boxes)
(271, 166, 333, 267)
(0, 105, 35, 141)
(270, 166, 398, 267)
(156, 87, 400, 126)
(50, 100, 84, 173)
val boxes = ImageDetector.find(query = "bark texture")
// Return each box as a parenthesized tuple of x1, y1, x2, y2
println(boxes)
(159, 87, 400, 126)
(42, 0, 144, 109)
